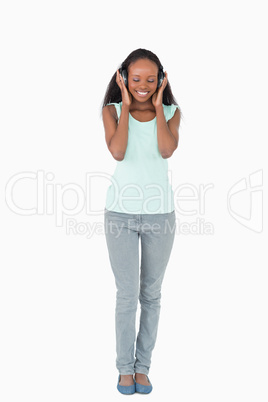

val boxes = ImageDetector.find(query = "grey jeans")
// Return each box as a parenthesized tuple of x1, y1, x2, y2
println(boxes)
(104, 208, 176, 375)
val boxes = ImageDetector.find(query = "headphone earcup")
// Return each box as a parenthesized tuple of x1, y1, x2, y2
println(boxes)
(119, 67, 128, 89)
(158, 67, 165, 88)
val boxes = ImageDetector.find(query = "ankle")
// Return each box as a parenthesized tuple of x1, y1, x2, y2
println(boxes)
(119, 374, 134, 385)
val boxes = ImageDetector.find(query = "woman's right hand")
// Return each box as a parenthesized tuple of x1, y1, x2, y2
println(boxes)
(116, 69, 132, 106)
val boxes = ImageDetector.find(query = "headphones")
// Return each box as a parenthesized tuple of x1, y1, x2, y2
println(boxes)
(119, 63, 165, 90)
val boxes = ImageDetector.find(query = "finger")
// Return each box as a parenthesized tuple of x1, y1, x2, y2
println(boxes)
(116, 71, 123, 87)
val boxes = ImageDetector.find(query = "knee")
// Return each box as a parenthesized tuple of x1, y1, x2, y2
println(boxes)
(116, 290, 139, 312)
(139, 287, 162, 307)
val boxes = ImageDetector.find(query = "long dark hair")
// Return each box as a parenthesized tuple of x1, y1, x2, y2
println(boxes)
(100, 48, 182, 118)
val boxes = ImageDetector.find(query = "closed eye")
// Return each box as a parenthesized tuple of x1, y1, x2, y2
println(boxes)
(133, 79, 154, 83)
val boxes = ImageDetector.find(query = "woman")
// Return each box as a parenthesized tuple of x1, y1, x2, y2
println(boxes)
(101, 48, 181, 394)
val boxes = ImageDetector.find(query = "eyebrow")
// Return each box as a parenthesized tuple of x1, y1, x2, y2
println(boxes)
(130, 74, 157, 77)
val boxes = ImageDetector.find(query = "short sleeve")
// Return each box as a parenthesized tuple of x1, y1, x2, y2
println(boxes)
(106, 102, 122, 120)
(163, 104, 180, 122)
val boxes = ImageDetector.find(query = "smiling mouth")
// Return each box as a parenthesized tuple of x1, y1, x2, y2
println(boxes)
(136, 91, 150, 97)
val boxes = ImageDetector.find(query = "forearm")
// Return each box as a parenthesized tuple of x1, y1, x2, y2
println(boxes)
(109, 104, 130, 160)
(155, 105, 178, 158)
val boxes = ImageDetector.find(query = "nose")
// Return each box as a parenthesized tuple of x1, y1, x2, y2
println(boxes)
(138, 83, 149, 90)
(137, 79, 148, 87)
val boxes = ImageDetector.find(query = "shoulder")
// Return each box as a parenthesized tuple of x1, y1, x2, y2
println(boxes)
(103, 102, 122, 121)
(102, 104, 117, 122)
(163, 104, 180, 122)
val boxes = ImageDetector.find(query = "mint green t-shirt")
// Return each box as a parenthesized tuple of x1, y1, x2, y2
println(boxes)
(105, 101, 179, 214)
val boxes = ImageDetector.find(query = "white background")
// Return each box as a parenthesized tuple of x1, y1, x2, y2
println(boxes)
(1, 0, 267, 401)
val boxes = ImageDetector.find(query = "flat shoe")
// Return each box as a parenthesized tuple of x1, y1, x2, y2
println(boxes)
(135, 375, 153, 394)
(117, 375, 136, 395)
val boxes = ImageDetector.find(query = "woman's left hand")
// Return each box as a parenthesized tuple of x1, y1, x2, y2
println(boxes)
(152, 71, 168, 108)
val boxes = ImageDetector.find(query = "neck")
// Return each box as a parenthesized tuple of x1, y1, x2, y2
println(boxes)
(130, 98, 155, 111)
